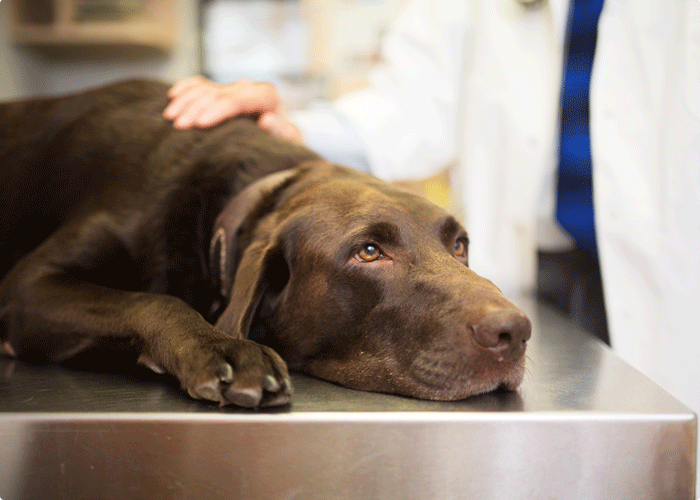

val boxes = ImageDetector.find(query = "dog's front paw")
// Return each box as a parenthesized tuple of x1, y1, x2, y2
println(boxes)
(143, 338, 293, 408)
(200, 340, 293, 408)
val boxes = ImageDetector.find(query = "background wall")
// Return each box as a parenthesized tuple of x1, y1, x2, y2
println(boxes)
(0, 0, 409, 102)
(0, 4, 36, 100)
(0, 0, 200, 100)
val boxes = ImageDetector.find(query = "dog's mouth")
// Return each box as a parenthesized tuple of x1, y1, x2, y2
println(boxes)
(299, 340, 528, 402)
(406, 349, 528, 401)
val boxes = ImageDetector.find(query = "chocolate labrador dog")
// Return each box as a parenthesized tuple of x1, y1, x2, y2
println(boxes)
(0, 80, 530, 408)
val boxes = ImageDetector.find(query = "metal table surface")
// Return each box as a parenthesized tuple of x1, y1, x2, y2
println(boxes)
(0, 301, 695, 500)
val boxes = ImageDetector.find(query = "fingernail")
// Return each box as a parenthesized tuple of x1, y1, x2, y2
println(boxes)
(173, 117, 190, 129)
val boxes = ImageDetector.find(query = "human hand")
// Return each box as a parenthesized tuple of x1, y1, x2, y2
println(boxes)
(163, 76, 304, 145)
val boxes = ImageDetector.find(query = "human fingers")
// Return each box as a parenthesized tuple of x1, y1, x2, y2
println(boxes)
(167, 75, 209, 99)
(165, 80, 282, 130)
(193, 96, 248, 128)
(189, 81, 281, 128)
(170, 90, 221, 130)
(163, 82, 215, 124)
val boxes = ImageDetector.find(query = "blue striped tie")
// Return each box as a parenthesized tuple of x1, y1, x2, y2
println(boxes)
(556, 0, 604, 259)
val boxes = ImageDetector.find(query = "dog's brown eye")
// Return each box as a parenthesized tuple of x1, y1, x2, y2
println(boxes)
(357, 243, 382, 262)
(454, 238, 467, 258)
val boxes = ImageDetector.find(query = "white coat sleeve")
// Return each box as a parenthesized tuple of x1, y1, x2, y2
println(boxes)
(289, 103, 372, 173)
(292, 0, 471, 182)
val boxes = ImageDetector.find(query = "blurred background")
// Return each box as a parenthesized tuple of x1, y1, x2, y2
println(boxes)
(0, 0, 408, 105)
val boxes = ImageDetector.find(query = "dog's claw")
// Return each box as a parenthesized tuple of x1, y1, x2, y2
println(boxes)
(259, 391, 291, 408)
(263, 374, 281, 392)
(1, 341, 17, 358)
(217, 362, 234, 383)
(281, 377, 294, 395)
(193, 380, 221, 402)
(137, 353, 166, 374)
(224, 386, 263, 408)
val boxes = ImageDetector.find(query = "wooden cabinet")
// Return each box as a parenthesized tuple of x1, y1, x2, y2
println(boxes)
(9, 0, 176, 51)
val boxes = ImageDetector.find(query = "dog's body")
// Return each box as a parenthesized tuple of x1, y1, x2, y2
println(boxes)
(0, 80, 530, 407)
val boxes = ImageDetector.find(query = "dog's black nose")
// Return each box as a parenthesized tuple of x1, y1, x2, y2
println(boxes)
(471, 309, 532, 362)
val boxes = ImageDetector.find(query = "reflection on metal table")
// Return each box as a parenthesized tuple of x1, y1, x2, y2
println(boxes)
(0, 301, 695, 499)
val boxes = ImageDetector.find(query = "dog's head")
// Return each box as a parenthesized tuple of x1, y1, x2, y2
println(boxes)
(211, 163, 531, 400)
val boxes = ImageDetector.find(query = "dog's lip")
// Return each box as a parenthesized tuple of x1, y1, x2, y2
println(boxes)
(407, 366, 526, 401)
(444, 358, 527, 400)
(407, 344, 527, 400)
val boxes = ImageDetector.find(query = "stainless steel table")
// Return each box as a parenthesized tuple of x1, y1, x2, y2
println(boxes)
(0, 301, 695, 499)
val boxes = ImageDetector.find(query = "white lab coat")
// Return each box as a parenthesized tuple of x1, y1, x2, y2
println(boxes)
(330, 0, 571, 296)
(592, 0, 700, 419)
(295, 0, 700, 471)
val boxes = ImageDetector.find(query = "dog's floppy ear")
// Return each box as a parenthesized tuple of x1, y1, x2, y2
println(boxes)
(210, 168, 297, 339)
(215, 229, 289, 340)
(210, 169, 297, 298)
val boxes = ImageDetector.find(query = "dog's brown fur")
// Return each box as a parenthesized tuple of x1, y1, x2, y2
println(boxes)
(0, 80, 530, 407)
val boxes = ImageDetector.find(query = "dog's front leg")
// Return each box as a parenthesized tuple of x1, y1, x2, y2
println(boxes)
(129, 290, 293, 408)
(0, 260, 292, 408)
